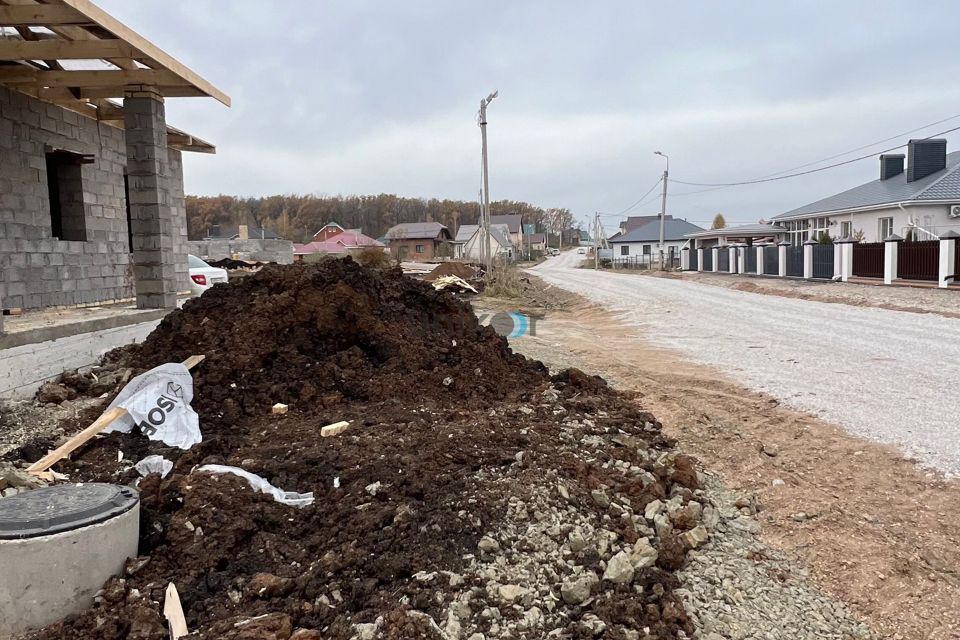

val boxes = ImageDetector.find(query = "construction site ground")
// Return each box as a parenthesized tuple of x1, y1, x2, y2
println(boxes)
(481, 272, 960, 640)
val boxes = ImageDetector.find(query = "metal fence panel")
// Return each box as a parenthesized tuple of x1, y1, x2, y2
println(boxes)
(812, 244, 834, 279)
(897, 240, 939, 281)
(763, 246, 779, 275)
(786, 246, 804, 277)
(689, 249, 698, 270)
(852, 242, 884, 278)
(702, 249, 713, 271)
(718, 250, 729, 272)
(745, 247, 757, 273)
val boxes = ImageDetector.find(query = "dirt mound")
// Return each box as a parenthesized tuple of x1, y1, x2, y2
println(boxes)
(423, 261, 481, 283)
(127, 258, 546, 431)
(22, 260, 708, 639)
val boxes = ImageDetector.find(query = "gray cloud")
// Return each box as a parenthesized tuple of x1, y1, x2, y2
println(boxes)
(99, 0, 960, 231)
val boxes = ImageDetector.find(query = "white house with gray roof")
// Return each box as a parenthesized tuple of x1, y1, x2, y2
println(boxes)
(771, 139, 960, 244)
(453, 224, 514, 261)
(609, 218, 704, 264)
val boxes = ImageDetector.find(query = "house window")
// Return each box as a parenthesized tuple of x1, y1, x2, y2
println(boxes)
(878, 217, 894, 240)
(415, 244, 425, 253)
(811, 217, 830, 242)
(785, 219, 809, 246)
(620, 245, 629, 256)
(840, 221, 852, 238)
(46, 150, 91, 241)
(643, 245, 651, 255)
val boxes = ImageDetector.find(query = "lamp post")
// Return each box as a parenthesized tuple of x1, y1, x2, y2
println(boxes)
(654, 151, 669, 270)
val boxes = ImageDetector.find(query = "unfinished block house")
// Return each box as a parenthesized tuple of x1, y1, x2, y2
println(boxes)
(0, 0, 229, 312)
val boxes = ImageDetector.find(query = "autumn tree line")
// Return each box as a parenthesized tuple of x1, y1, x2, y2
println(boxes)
(185, 194, 577, 243)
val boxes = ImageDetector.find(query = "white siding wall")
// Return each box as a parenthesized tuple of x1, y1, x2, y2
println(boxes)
(784, 204, 955, 244)
(611, 240, 688, 260)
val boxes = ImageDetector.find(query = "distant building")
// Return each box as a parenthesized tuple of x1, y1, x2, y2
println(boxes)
(384, 222, 453, 260)
(490, 214, 523, 246)
(204, 224, 282, 240)
(312, 222, 362, 242)
(453, 224, 513, 261)
(609, 218, 704, 265)
(293, 230, 384, 261)
(523, 232, 547, 252)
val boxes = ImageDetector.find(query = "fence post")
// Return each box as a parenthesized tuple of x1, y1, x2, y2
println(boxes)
(777, 241, 788, 278)
(938, 230, 957, 289)
(756, 245, 765, 275)
(696, 248, 704, 272)
(803, 240, 816, 279)
(837, 236, 854, 282)
(681, 247, 690, 270)
(884, 234, 901, 285)
(712, 247, 719, 273)
(728, 246, 737, 274)
(736, 245, 746, 274)
(833, 241, 843, 278)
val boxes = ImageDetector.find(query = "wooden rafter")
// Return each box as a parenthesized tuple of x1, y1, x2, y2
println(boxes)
(0, 37, 137, 60)
(0, 67, 187, 87)
(0, 4, 92, 26)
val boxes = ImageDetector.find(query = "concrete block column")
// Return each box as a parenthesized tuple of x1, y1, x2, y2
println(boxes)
(838, 237, 854, 282)
(712, 247, 719, 273)
(938, 231, 958, 289)
(756, 245, 765, 275)
(833, 241, 843, 278)
(884, 234, 901, 285)
(777, 241, 788, 278)
(696, 248, 704, 272)
(736, 245, 746, 274)
(803, 240, 815, 279)
(123, 89, 179, 309)
(728, 246, 737, 274)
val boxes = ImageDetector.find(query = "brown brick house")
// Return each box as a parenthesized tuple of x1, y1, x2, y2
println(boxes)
(385, 222, 453, 260)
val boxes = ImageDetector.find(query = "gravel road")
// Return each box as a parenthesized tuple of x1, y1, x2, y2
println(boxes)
(532, 251, 960, 476)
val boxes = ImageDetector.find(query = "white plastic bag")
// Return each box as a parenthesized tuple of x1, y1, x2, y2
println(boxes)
(196, 464, 314, 508)
(134, 455, 174, 479)
(104, 363, 202, 449)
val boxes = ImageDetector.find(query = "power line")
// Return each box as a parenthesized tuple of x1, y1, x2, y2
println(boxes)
(672, 122, 960, 188)
(603, 177, 662, 218)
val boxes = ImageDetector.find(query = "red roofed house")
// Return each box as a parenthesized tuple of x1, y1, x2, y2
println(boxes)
(293, 230, 385, 262)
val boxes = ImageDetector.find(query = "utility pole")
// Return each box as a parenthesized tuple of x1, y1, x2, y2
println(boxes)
(593, 213, 599, 270)
(479, 90, 498, 273)
(654, 151, 669, 270)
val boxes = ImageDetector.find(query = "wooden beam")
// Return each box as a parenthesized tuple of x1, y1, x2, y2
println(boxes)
(166, 133, 193, 147)
(44, 85, 210, 99)
(0, 38, 138, 61)
(0, 5, 93, 26)
(60, 0, 230, 107)
(93, 99, 123, 121)
(0, 68, 188, 87)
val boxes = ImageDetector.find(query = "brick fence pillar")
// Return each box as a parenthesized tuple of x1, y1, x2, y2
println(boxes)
(837, 237, 854, 282)
(777, 241, 788, 278)
(884, 234, 901, 285)
(712, 247, 719, 273)
(938, 231, 958, 289)
(696, 247, 704, 272)
(803, 239, 816, 279)
(123, 89, 180, 309)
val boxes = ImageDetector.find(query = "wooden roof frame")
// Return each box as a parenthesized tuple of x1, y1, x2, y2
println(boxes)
(0, 0, 228, 153)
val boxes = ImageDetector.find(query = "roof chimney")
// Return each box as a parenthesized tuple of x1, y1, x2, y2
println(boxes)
(879, 154, 904, 180)
(907, 138, 947, 182)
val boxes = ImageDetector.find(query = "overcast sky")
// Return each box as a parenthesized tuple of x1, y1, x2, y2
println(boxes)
(99, 0, 960, 232)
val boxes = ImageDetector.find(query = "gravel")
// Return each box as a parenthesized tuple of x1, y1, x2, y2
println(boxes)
(533, 253, 960, 476)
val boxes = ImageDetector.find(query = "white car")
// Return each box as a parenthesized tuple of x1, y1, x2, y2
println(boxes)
(577, 247, 586, 254)
(188, 254, 228, 297)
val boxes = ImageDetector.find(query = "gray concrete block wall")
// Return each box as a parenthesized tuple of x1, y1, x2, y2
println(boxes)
(187, 239, 294, 264)
(0, 86, 134, 310)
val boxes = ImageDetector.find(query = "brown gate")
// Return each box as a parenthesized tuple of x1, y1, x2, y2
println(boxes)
(852, 242, 884, 278)
(897, 240, 939, 281)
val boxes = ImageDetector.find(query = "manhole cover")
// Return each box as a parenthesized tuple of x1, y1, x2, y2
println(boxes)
(0, 483, 138, 540)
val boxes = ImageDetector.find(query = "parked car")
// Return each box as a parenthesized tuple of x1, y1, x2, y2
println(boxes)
(577, 247, 586, 254)
(188, 254, 228, 297)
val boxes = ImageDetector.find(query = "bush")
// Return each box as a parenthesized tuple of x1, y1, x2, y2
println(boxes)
(354, 247, 392, 269)
(482, 265, 525, 299)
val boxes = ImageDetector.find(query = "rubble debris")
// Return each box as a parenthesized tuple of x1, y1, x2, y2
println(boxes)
(195, 464, 315, 508)
(320, 420, 350, 438)
(271, 403, 288, 415)
(431, 275, 479, 293)
(20, 259, 705, 639)
(423, 261, 482, 283)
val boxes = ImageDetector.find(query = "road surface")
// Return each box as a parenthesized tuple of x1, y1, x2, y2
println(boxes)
(532, 250, 960, 475)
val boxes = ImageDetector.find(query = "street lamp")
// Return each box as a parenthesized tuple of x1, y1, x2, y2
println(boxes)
(653, 152, 669, 270)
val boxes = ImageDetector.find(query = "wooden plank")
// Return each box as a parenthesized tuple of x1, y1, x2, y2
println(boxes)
(0, 5, 93, 26)
(60, 0, 231, 106)
(163, 582, 189, 640)
(37, 85, 209, 99)
(0, 68, 187, 87)
(0, 38, 137, 61)
(25, 355, 206, 475)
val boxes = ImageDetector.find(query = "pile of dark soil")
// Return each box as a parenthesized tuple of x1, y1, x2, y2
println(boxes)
(22, 259, 707, 640)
